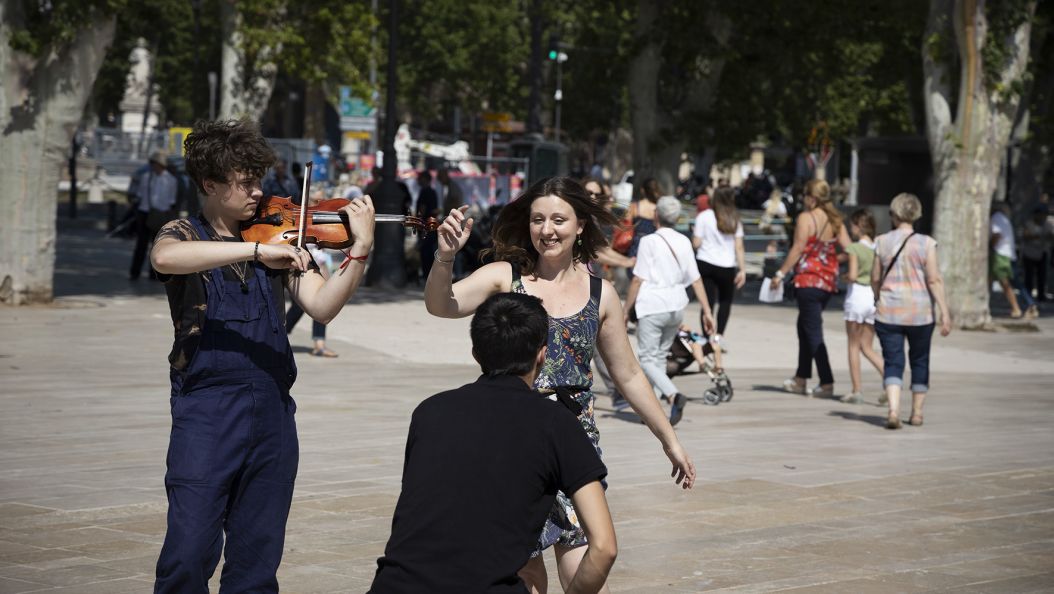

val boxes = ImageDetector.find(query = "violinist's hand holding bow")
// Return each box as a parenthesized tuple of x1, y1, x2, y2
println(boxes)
(436, 205, 474, 262)
(258, 243, 313, 272)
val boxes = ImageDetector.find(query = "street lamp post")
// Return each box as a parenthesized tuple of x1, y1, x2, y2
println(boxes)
(549, 49, 567, 142)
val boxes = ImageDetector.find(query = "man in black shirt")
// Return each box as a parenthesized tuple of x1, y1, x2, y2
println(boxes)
(370, 293, 616, 594)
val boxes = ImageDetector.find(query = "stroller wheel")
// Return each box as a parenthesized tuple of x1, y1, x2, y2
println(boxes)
(718, 377, 734, 402)
(703, 388, 721, 406)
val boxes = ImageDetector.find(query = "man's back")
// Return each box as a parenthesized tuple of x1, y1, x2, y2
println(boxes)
(370, 374, 606, 594)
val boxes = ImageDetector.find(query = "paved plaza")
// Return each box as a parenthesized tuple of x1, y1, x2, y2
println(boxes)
(1, 219, 1053, 593)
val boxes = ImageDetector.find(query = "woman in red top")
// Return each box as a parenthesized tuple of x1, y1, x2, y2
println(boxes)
(771, 179, 850, 398)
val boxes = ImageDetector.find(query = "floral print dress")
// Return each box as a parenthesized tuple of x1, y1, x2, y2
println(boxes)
(512, 266, 603, 555)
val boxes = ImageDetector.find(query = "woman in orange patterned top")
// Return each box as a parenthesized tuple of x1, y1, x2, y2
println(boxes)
(771, 179, 850, 398)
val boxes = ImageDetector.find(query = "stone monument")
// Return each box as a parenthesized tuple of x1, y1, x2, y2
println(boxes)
(118, 38, 160, 138)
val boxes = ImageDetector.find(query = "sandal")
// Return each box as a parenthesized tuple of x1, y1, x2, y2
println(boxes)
(909, 414, 923, 427)
(311, 347, 339, 358)
(886, 415, 902, 430)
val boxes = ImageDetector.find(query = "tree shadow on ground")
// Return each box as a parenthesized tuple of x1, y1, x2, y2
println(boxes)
(827, 409, 888, 428)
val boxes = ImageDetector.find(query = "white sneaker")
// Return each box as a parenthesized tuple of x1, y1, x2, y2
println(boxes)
(782, 378, 806, 395)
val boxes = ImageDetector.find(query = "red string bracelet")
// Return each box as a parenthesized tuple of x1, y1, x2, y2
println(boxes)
(339, 250, 369, 270)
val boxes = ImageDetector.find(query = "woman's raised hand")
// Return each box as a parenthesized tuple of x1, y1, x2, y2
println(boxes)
(437, 205, 474, 262)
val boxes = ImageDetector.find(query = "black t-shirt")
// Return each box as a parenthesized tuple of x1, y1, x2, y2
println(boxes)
(156, 217, 288, 371)
(370, 374, 607, 594)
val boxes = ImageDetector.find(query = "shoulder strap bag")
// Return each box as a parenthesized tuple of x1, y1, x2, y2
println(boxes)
(874, 232, 916, 305)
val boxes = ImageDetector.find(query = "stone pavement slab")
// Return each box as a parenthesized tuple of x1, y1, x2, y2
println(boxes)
(1, 224, 1053, 592)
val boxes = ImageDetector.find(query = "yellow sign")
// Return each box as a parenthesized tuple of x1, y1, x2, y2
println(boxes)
(343, 130, 372, 140)
(168, 127, 193, 156)
(482, 111, 512, 122)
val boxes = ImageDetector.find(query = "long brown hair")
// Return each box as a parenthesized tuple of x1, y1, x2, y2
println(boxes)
(712, 186, 739, 234)
(488, 177, 619, 276)
(804, 179, 842, 233)
(640, 177, 663, 203)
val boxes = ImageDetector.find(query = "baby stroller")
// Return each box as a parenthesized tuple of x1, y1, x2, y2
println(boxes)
(666, 329, 733, 405)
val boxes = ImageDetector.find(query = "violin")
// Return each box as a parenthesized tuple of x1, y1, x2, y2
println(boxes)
(240, 195, 439, 249)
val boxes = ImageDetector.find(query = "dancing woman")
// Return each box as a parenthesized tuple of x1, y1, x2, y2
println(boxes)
(424, 176, 695, 593)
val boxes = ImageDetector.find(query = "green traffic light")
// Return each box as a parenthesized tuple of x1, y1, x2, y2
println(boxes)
(548, 50, 557, 60)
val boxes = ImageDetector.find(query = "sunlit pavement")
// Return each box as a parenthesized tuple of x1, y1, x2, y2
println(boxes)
(0, 218, 1052, 593)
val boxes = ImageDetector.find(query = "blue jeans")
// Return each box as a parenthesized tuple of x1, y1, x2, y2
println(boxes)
(874, 321, 934, 393)
(795, 287, 834, 385)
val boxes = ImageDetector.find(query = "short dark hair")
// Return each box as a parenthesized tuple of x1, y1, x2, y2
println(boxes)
(489, 176, 620, 275)
(470, 293, 549, 377)
(184, 119, 276, 193)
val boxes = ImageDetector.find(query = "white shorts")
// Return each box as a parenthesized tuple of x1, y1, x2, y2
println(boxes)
(843, 284, 876, 325)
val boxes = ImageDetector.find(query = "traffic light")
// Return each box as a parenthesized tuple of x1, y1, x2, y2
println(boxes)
(547, 34, 567, 62)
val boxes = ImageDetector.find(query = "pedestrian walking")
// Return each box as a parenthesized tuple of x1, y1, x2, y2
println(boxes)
(1021, 204, 1053, 303)
(625, 196, 717, 425)
(625, 177, 663, 260)
(872, 193, 953, 429)
(129, 151, 178, 280)
(771, 179, 851, 398)
(261, 158, 301, 201)
(415, 170, 440, 280)
(990, 202, 1038, 319)
(691, 186, 746, 372)
(583, 178, 635, 410)
(423, 176, 695, 593)
(369, 293, 615, 593)
(840, 209, 883, 404)
(149, 119, 375, 593)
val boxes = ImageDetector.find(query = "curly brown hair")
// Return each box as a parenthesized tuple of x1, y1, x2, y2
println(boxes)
(488, 177, 620, 276)
(184, 119, 276, 193)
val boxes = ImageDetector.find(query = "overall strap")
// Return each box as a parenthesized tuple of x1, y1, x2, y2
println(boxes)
(187, 216, 226, 289)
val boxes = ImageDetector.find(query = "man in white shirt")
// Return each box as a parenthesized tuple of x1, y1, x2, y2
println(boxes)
(990, 202, 1036, 318)
(130, 151, 178, 280)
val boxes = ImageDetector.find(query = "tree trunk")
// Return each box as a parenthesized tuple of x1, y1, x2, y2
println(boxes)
(303, 82, 327, 143)
(525, 0, 544, 135)
(923, 0, 1035, 328)
(219, 0, 276, 121)
(628, 0, 678, 195)
(0, 8, 115, 305)
(628, 0, 728, 197)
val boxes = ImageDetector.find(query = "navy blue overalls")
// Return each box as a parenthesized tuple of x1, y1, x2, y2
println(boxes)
(155, 216, 299, 593)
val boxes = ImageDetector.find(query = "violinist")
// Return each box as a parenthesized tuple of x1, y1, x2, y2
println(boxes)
(149, 118, 375, 594)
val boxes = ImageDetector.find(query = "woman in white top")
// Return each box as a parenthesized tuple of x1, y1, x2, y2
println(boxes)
(691, 187, 745, 371)
(625, 196, 716, 426)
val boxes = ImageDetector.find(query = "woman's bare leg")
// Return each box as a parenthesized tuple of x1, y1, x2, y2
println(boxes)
(846, 321, 863, 393)
(518, 555, 548, 594)
(554, 544, 610, 594)
(886, 384, 902, 420)
(859, 323, 884, 375)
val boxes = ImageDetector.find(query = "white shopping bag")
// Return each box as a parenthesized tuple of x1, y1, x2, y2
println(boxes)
(759, 277, 784, 303)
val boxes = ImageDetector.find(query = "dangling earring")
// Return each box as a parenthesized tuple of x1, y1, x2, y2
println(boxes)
(576, 236, 583, 246)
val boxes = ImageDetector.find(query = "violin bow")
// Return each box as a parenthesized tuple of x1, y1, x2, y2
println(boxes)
(292, 161, 312, 280)
(297, 162, 312, 251)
